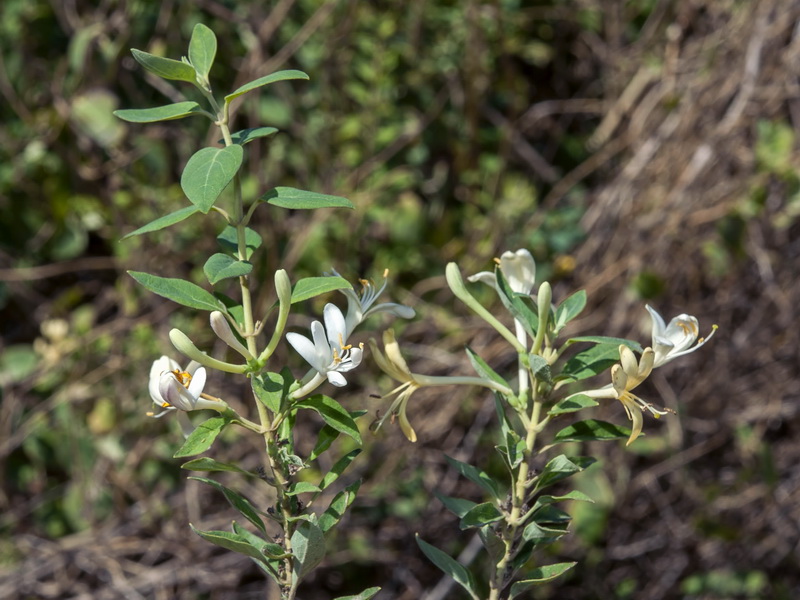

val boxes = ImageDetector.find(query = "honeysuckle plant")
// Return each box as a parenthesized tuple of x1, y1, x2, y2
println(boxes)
(367, 254, 716, 600)
(116, 24, 413, 600)
(117, 23, 715, 600)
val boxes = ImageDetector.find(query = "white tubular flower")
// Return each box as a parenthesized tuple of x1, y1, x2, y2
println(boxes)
(580, 346, 672, 446)
(148, 355, 223, 415)
(468, 249, 537, 294)
(329, 268, 416, 338)
(286, 303, 363, 387)
(646, 305, 717, 368)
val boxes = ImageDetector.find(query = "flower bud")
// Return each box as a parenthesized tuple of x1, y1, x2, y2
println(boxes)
(210, 311, 253, 359)
(169, 328, 247, 374)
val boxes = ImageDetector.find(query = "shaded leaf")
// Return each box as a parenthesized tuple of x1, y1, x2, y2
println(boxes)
(445, 455, 502, 501)
(122, 206, 200, 239)
(295, 395, 362, 445)
(261, 187, 354, 210)
(553, 419, 632, 443)
(319, 480, 360, 534)
(536, 455, 596, 490)
(225, 70, 310, 102)
(333, 587, 381, 600)
(317, 449, 361, 492)
(173, 416, 228, 457)
(128, 271, 222, 312)
(459, 502, 503, 530)
(216, 225, 262, 259)
(416, 536, 480, 600)
(465, 347, 510, 389)
(229, 126, 279, 146)
(291, 519, 326, 580)
(191, 525, 269, 563)
(287, 481, 322, 496)
(131, 48, 196, 82)
(181, 457, 253, 476)
(114, 101, 205, 123)
(189, 476, 266, 533)
(203, 253, 253, 285)
(548, 394, 599, 415)
(434, 493, 477, 519)
(509, 563, 577, 598)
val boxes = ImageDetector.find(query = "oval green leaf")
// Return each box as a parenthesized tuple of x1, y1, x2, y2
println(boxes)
(509, 562, 577, 598)
(290, 276, 351, 304)
(128, 271, 222, 311)
(180, 457, 253, 475)
(216, 225, 262, 259)
(188, 23, 216, 81)
(173, 416, 228, 458)
(291, 520, 326, 580)
(122, 206, 200, 240)
(416, 536, 480, 600)
(295, 395, 362, 445)
(459, 502, 503, 530)
(181, 145, 244, 213)
(261, 187, 354, 210)
(131, 48, 196, 82)
(203, 253, 253, 285)
(113, 101, 207, 123)
(190, 525, 269, 563)
(225, 69, 310, 102)
(229, 126, 279, 146)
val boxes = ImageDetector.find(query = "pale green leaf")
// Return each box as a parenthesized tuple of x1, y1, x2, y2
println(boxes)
(131, 48, 196, 82)
(128, 271, 223, 312)
(225, 70, 310, 102)
(290, 276, 350, 304)
(122, 206, 200, 239)
(416, 536, 480, 600)
(173, 416, 228, 457)
(261, 187, 354, 210)
(203, 253, 253, 285)
(113, 101, 206, 123)
(181, 145, 244, 213)
(188, 23, 216, 81)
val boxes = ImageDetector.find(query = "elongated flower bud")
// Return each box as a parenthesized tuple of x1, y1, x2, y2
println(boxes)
(169, 328, 248, 374)
(210, 311, 253, 359)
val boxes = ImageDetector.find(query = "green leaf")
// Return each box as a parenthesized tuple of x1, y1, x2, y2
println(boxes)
(536, 455, 596, 490)
(560, 343, 623, 382)
(232, 522, 287, 560)
(416, 536, 480, 600)
(434, 493, 477, 519)
(122, 206, 200, 239)
(190, 525, 269, 562)
(533, 505, 572, 524)
(113, 101, 206, 123)
(308, 411, 365, 461)
(189, 476, 266, 533)
(553, 419, 632, 443)
(181, 457, 253, 476)
(319, 480, 360, 533)
(459, 502, 503, 530)
(203, 253, 253, 285)
(494, 269, 539, 339)
(317, 449, 361, 492)
(548, 394, 599, 415)
(465, 347, 511, 389)
(509, 562, 577, 598)
(252, 371, 288, 413)
(287, 481, 322, 496)
(291, 276, 351, 304)
(261, 187, 354, 210)
(567, 336, 643, 352)
(333, 587, 381, 600)
(494, 397, 525, 470)
(128, 271, 223, 311)
(229, 126, 279, 146)
(173, 416, 229, 457)
(131, 48, 197, 82)
(554, 290, 587, 332)
(295, 395, 362, 445)
(532, 490, 594, 512)
(216, 225, 262, 259)
(291, 519, 326, 580)
(188, 23, 216, 81)
(521, 520, 569, 544)
(225, 69, 310, 102)
(181, 145, 244, 213)
(444, 455, 502, 501)
(528, 353, 553, 384)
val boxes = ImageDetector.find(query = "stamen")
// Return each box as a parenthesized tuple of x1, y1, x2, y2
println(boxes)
(171, 369, 193, 388)
(382, 268, 389, 278)
(493, 257, 501, 265)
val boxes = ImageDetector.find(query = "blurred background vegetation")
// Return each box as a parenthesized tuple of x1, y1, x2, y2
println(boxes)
(1, 0, 798, 598)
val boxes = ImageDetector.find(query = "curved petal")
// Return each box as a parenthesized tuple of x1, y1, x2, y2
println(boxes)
(621, 396, 644, 446)
(663, 314, 700, 352)
(326, 370, 348, 387)
(467, 271, 497, 289)
(149, 356, 178, 404)
(323, 303, 347, 346)
(619, 346, 639, 378)
(382, 330, 414, 379)
(188, 366, 207, 397)
(287, 332, 325, 371)
(363, 302, 416, 322)
(646, 305, 667, 340)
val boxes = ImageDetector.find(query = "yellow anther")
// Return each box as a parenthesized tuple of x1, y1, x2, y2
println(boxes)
(493, 257, 502, 265)
(383, 268, 389, 278)
(171, 369, 192, 388)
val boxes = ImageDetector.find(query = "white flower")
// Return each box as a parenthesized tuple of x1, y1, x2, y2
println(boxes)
(646, 305, 716, 368)
(286, 303, 363, 387)
(580, 346, 672, 446)
(148, 355, 220, 414)
(330, 269, 416, 338)
(468, 249, 537, 295)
